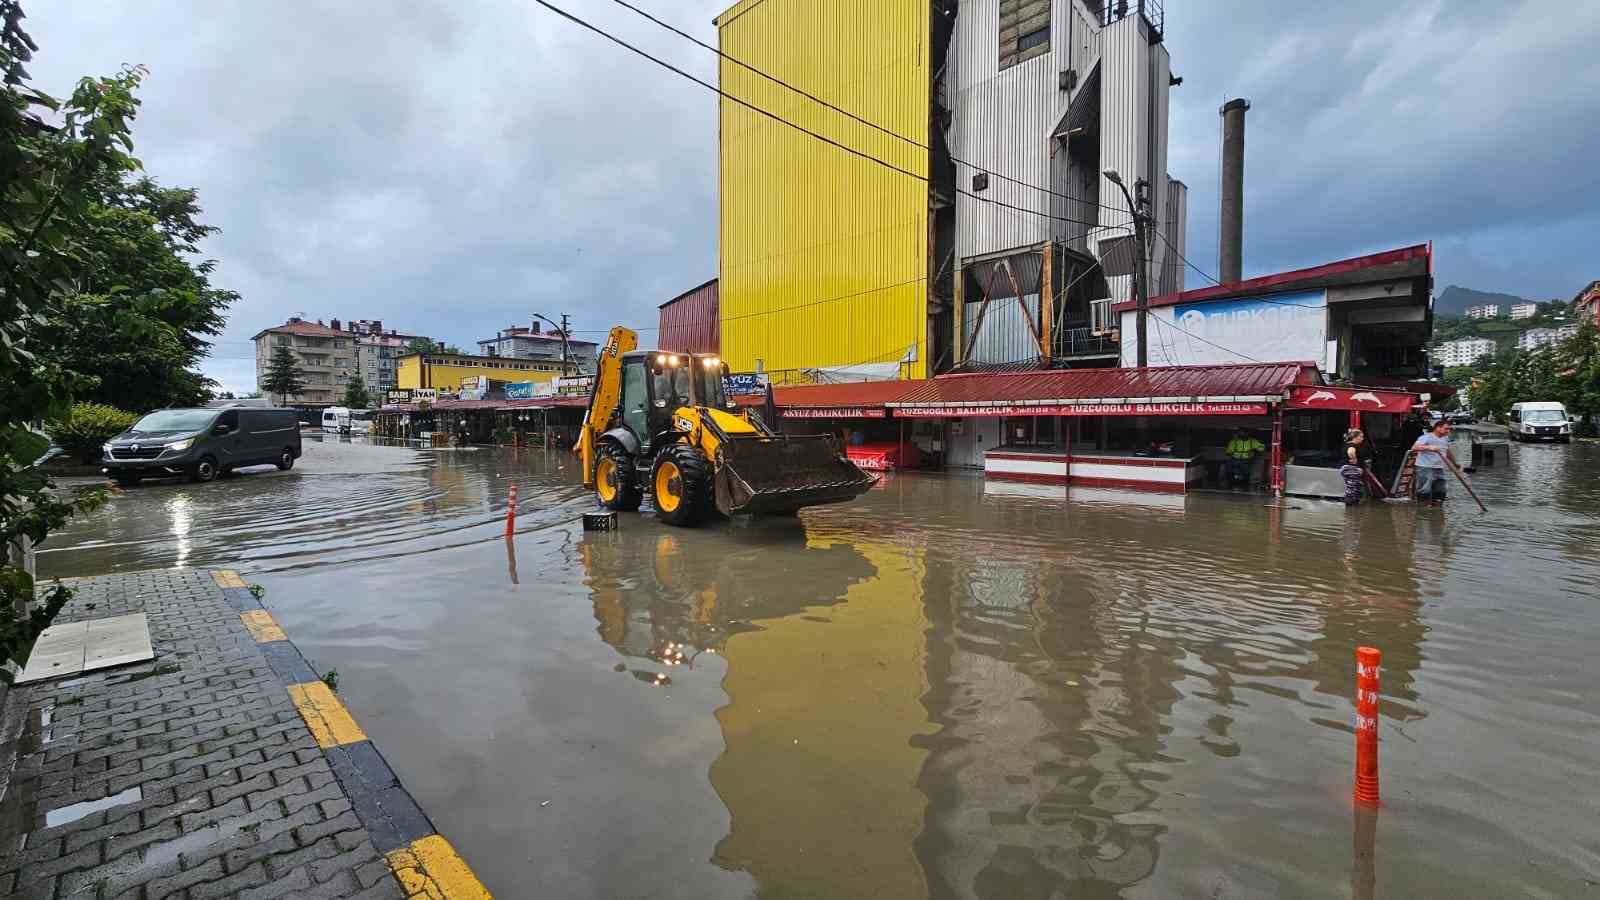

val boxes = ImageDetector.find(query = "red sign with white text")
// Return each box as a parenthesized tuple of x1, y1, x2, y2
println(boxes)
(1285, 385, 1414, 413)
(894, 402, 1269, 418)
(783, 407, 888, 419)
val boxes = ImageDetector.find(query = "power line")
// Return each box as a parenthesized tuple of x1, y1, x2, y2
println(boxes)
(606, 0, 1136, 218)
(1149, 227, 1325, 311)
(531, 0, 1122, 232)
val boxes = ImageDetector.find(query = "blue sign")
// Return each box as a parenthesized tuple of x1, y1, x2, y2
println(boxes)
(724, 373, 770, 395)
(1165, 289, 1326, 366)
(504, 382, 538, 400)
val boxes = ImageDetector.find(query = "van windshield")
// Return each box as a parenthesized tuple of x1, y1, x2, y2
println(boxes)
(131, 409, 216, 432)
(1524, 410, 1566, 423)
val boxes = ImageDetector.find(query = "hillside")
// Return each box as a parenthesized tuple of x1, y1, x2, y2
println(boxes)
(1433, 285, 1533, 316)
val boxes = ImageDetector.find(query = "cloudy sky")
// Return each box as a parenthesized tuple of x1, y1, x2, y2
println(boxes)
(28, 0, 1599, 394)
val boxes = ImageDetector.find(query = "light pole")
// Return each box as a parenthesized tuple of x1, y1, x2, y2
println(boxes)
(1104, 170, 1151, 368)
(531, 313, 570, 377)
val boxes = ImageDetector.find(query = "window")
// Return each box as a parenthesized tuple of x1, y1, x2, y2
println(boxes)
(999, 2, 1049, 69)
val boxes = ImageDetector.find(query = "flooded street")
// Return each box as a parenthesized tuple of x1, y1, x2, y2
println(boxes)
(37, 436, 1600, 898)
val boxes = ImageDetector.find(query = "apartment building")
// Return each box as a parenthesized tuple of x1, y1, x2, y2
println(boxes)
(329, 318, 431, 395)
(1435, 337, 1497, 367)
(1517, 325, 1577, 352)
(251, 318, 357, 407)
(1465, 304, 1500, 319)
(1509, 302, 1538, 320)
(475, 323, 598, 375)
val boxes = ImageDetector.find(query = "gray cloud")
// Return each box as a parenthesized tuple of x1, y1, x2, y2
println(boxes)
(27, 0, 1598, 393)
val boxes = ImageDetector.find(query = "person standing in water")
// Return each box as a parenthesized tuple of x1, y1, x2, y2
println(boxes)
(1410, 419, 1453, 505)
(1341, 428, 1368, 505)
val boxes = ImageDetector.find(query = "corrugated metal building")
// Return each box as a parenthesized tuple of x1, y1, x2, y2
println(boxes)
(950, 1, 1186, 369)
(658, 278, 720, 354)
(716, 0, 947, 381)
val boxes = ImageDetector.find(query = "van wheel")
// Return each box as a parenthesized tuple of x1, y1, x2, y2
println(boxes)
(189, 456, 219, 483)
(277, 448, 295, 470)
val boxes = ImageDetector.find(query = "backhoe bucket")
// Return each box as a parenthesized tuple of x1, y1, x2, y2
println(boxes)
(714, 435, 876, 516)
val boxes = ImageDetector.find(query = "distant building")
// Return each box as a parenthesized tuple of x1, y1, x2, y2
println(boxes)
(1465, 304, 1500, 319)
(475, 324, 598, 375)
(1509, 302, 1538, 320)
(330, 319, 431, 396)
(1574, 280, 1600, 327)
(1436, 337, 1497, 367)
(252, 316, 429, 407)
(1518, 325, 1578, 352)
(252, 318, 355, 407)
(395, 349, 564, 393)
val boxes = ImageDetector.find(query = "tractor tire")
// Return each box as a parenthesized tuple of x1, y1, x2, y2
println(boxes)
(651, 444, 711, 527)
(595, 440, 643, 512)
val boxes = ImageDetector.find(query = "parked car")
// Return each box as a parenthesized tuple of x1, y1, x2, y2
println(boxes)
(1446, 411, 1474, 425)
(1507, 401, 1572, 443)
(102, 407, 302, 486)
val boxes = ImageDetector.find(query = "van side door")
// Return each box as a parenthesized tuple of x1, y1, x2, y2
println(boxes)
(210, 410, 242, 467)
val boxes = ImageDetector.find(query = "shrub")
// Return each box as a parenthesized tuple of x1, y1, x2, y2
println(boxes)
(47, 403, 139, 463)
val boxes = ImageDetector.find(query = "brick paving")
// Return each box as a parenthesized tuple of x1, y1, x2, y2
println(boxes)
(0, 570, 406, 899)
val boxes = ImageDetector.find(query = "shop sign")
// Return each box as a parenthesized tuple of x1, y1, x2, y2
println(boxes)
(1285, 385, 1414, 413)
(386, 390, 414, 403)
(460, 375, 483, 391)
(412, 388, 438, 402)
(1127, 290, 1326, 367)
(896, 402, 1269, 418)
(783, 406, 886, 419)
(724, 373, 770, 395)
(555, 375, 594, 396)
(504, 381, 555, 400)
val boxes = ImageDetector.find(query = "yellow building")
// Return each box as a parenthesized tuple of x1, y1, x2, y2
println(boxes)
(716, 0, 951, 381)
(394, 351, 561, 392)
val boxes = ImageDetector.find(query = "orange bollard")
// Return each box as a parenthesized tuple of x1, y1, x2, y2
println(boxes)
(1354, 646, 1381, 806)
(505, 484, 519, 538)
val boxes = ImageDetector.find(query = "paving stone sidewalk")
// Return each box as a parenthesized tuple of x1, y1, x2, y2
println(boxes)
(0, 570, 408, 899)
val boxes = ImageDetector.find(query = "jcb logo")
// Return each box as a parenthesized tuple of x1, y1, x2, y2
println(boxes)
(675, 417, 695, 432)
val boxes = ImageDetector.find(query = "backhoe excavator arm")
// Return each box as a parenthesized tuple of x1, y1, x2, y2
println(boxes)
(577, 326, 638, 486)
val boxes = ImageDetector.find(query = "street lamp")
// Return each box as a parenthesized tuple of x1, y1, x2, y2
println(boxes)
(1104, 168, 1151, 367)
(531, 312, 570, 377)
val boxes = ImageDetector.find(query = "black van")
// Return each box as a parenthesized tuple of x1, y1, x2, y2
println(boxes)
(103, 407, 302, 486)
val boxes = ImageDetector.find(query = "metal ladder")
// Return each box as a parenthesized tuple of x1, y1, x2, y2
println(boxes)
(1389, 449, 1419, 499)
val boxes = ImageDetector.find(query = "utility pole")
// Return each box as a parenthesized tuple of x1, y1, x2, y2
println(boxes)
(559, 313, 571, 377)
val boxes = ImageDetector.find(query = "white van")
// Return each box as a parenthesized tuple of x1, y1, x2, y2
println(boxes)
(1508, 401, 1571, 443)
(320, 407, 373, 435)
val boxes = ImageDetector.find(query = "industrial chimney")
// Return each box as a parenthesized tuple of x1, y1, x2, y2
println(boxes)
(1218, 98, 1250, 284)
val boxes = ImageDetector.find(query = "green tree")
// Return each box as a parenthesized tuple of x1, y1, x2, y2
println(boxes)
(341, 374, 370, 409)
(36, 176, 235, 410)
(261, 346, 306, 405)
(1, 2, 130, 676)
(405, 337, 433, 355)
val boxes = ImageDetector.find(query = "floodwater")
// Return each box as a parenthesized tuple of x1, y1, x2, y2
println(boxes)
(38, 435, 1600, 898)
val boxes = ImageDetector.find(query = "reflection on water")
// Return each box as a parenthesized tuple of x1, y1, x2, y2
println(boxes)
(37, 438, 1600, 898)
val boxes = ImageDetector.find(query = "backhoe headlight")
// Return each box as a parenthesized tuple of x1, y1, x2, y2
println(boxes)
(165, 438, 193, 452)
(656, 354, 668, 366)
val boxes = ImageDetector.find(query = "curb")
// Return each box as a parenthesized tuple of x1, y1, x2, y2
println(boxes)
(212, 569, 492, 898)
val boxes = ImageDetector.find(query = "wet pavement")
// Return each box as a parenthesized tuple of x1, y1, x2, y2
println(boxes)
(36, 435, 1600, 898)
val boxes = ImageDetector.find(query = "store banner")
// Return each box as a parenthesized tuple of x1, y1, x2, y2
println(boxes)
(724, 373, 771, 395)
(783, 407, 886, 419)
(1285, 385, 1414, 413)
(1130, 289, 1327, 367)
(895, 402, 1268, 418)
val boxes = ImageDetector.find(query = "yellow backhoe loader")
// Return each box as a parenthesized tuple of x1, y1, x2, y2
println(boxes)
(575, 326, 875, 526)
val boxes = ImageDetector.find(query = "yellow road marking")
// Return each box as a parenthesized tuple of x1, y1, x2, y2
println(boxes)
(287, 681, 368, 748)
(239, 610, 288, 643)
(386, 835, 492, 899)
(212, 569, 248, 588)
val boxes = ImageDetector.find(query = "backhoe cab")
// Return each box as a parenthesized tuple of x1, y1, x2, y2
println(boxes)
(577, 326, 874, 526)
